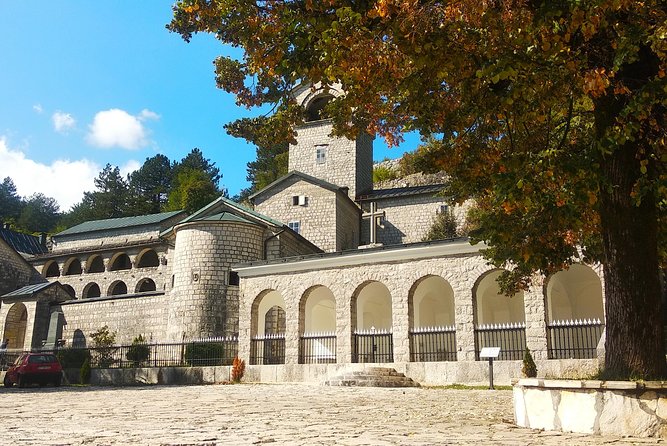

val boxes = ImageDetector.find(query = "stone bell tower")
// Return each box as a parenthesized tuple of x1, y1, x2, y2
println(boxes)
(289, 83, 373, 199)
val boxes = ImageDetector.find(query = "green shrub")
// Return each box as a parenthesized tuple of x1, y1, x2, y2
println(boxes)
(126, 335, 150, 367)
(423, 211, 458, 241)
(522, 347, 538, 378)
(56, 348, 91, 369)
(80, 358, 91, 384)
(184, 342, 227, 366)
(372, 165, 398, 183)
(91, 325, 117, 368)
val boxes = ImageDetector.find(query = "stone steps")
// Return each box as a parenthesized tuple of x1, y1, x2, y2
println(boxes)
(324, 367, 420, 387)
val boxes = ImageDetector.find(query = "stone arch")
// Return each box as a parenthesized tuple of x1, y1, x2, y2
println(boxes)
(82, 282, 101, 299)
(136, 248, 159, 268)
(408, 275, 456, 329)
(351, 280, 392, 331)
(86, 254, 105, 273)
(545, 264, 604, 322)
(109, 252, 132, 271)
(251, 289, 287, 337)
(62, 284, 76, 299)
(43, 260, 60, 278)
(62, 257, 82, 276)
(135, 278, 156, 293)
(72, 329, 86, 348)
(108, 280, 128, 296)
(299, 285, 336, 334)
(305, 94, 334, 122)
(473, 269, 525, 325)
(3, 302, 28, 350)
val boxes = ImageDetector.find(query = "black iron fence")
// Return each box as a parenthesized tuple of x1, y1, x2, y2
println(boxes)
(547, 319, 604, 359)
(409, 326, 457, 362)
(250, 334, 286, 365)
(352, 329, 393, 363)
(19, 337, 239, 369)
(299, 333, 336, 364)
(474, 323, 526, 360)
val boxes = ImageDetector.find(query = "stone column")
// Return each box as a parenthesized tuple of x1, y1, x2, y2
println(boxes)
(454, 283, 476, 362)
(391, 279, 410, 363)
(284, 291, 299, 365)
(524, 278, 548, 361)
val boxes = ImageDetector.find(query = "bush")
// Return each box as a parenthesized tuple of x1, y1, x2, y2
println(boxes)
(56, 348, 91, 369)
(90, 325, 117, 368)
(184, 342, 228, 366)
(522, 347, 538, 378)
(231, 356, 245, 383)
(372, 165, 398, 183)
(80, 358, 91, 384)
(126, 335, 150, 367)
(423, 211, 458, 241)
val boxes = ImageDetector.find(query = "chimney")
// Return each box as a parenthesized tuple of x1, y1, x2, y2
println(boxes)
(39, 232, 47, 246)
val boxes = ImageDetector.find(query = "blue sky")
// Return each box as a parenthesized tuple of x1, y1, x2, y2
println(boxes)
(0, 1, 419, 212)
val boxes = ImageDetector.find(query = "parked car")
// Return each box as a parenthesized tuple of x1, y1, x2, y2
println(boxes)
(3, 353, 63, 387)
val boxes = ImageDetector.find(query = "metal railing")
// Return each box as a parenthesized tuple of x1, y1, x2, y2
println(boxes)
(547, 319, 604, 359)
(250, 334, 286, 365)
(474, 323, 526, 360)
(299, 333, 336, 364)
(352, 329, 393, 363)
(409, 326, 457, 362)
(51, 337, 238, 369)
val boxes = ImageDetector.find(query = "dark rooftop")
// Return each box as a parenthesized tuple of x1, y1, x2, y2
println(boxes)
(0, 227, 48, 256)
(357, 184, 446, 201)
(54, 210, 186, 238)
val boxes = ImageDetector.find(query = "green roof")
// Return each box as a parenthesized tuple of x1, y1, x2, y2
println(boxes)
(174, 196, 284, 229)
(55, 210, 186, 237)
(193, 212, 253, 224)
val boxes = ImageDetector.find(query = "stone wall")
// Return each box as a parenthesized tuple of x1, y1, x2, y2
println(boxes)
(254, 177, 340, 252)
(361, 195, 470, 245)
(56, 294, 170, 345)
(289, 122, 372, 199)
(336, 194, 361, 251)
(0, 239, 41, 296)
(166, 220, 265, 341)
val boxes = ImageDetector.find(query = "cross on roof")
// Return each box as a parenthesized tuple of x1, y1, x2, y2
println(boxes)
(361, 202, 385, 245)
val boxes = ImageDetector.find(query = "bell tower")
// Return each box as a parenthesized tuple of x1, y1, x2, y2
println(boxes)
(288, 84, 373, 199)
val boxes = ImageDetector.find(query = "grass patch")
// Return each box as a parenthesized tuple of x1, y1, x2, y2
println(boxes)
(427, 383, 512, 391)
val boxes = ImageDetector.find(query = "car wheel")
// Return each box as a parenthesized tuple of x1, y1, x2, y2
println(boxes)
(3, 375, 13, 388)
(53, 375, 61, 387)
(17, 374, 26, 388)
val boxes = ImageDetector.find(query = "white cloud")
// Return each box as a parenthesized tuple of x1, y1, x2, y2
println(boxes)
(0, 137, 99, 211)
(120, 159, 141, 178)
(52, 111, 76, 134)
(86, 108, 157, 150)
(33, 104, 43, 114)
(138, 109, 160, 121)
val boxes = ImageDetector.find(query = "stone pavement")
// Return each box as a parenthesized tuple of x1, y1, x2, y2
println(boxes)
(0, 383, 663, 445)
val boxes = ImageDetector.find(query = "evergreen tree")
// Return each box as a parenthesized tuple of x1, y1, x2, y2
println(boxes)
(0, 177, 22, 224)
(174, 148, 221, 188)
(17, 193, 60, 233)
(167, 168, 221, 214)
(128, 154, 173, 214)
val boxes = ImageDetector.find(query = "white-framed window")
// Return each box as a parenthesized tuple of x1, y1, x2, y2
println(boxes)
(315, 145, 327, 164)
(288, 221, 301, 234)
(438, 204, 451, 215)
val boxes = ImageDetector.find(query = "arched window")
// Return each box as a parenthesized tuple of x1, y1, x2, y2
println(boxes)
(82, 283, 101, 299)
(545, 264, 604, 322)
(62, 284, 76, 299)
(43, 261, 60, 278)
(108, 281, 128, 296)
(299, 285, 337, 364)
(135, 278, 156, 293)
(136, 249, 159, 268)
(305, 95, 334, 122)
(86, 255, 105, 273)
(109, 253, 132, 271)
(72, 329, 86, 348)
(63, 258, 82, 276)
(351, 281, 393, 363)
(250, 290, 287, 365)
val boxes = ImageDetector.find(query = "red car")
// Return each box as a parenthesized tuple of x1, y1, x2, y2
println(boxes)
(3, 353, 63, 387)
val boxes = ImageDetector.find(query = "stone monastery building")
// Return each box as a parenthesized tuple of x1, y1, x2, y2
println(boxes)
(0, 85, 606, 383)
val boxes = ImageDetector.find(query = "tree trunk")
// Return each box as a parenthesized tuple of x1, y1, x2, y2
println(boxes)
(598, 141, 666, 379)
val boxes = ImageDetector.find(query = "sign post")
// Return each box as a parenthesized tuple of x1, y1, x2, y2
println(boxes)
(479, 347, 501, 390)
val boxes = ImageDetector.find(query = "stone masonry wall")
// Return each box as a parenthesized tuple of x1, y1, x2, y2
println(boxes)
(55, 294, 170, 345)
(289, 122, 372, 199)
(52, 226, 162, 252)
(236, 250, 581, 366)
(254, 178, 339, 252)
(335, 194, 360, 251)
(166, 221, 264, 341)
(361, 196, 470, 245)
(0, 239, 40, 296)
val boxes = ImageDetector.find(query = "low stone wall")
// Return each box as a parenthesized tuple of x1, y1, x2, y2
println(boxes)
(513, 379, 667, 437)
(91, 358, 598, 387)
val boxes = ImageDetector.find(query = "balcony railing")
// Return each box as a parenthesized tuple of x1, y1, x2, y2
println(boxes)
(250, 333, 286, 365)
(409, 326, 457, 362)
(352, 329, 393, 363)
(474, 323, 526, 360)
(299, 333, 336, 364)
(547, 319, 604, 359)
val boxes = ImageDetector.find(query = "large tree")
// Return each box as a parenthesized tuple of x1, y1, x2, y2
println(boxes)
(128, 154, 174, 214)
(0, 177, 23, 224)
(17, 193, 60, 233)
(169, 0, 667, 378)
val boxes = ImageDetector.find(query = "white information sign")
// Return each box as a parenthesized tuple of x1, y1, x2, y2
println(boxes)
(479, 347, 501, 358)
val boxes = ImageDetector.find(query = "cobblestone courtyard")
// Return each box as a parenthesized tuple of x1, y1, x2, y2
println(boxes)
(0, 383, 662, 445)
